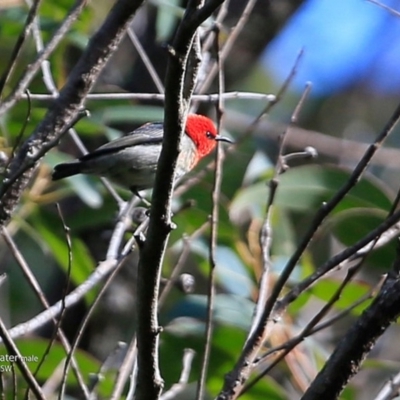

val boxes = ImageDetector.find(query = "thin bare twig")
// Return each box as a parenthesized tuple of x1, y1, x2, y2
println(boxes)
(175, 52, 304, 200)
(22, 18, 101, 388)
(106, 197, 140, 260)
(253, 203, 395, 390)
(161, 349, 196, 400)
(0, 0, 145, 226)
(126, 353, 138, 400)
(1, 226, 90, 398)
(110, 337, 137, 400)
(218, 86, 400, 400)
(197, 0, 258, 94)
(196, 23, 225, 400)
(2, 259, 114, 341)
(239, 49, 304, 149)
(59, 228, 142, 400)
(200, 0, 229, 54)
(87, 342, 127, 396)
(216, 83, 312, 399)
(56, 204, 93, 400)
(0, 0, 43, 99)
(269, 95, 400, 325)
(277, 170, 400, 320)
(56, 203, 72, 318)
(25, 1, 123, 205)
(110, 210, 203, 399)
(0, 0, 88, 117)
(2, 197, 151, 344)
(0, 316, 45, 400)
(22, 91, 276, 102)
(25, 0, 57, 94)
(367, 0, 400, 18)
(247, 82, 312, 344)
(375, 368, 400, 400)
(127, 27, 165, 94)
(41, 359, 66, 396)
(301, 256, 400, 400)
(9, 90, 32, 164)
(242, 275, 384, 395)
(224, 111, 400, 169)
(134, 1, 225, 399)
(158, 221, 209, 308)
(193, 0, 229, 96)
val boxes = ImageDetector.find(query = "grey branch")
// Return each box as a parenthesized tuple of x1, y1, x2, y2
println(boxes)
(0, 0, 146, 226)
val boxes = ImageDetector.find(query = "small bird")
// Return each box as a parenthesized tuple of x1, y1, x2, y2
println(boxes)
(52, 114, 233, 194)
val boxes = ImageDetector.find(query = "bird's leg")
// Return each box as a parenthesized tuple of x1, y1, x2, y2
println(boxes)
(115, 196, 147, 229)
(132, 188, 151, 208)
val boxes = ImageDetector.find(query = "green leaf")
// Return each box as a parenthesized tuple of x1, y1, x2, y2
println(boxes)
(310, 279, 372, 315)
(0, 338, 115, 396)
(166, 294, 254, 331)
(72, 115, 106, 136)
(242, 150, 273, 185)
(271, 207, 297, 257)
(327, 207, 397, 271)
(277, 165, 392, 211)
(230, 165, 393, 220)
(29, 209, 95, 302)
(215, 246, 254, 297)
(66, 31, 90, 49)
(92, 105, 164, 125)
(287, 252, 316, 314)
(64, 196, 119, 231)
(192, 245, 254, 298)
(154, 0, 183, 41)
(238, 376, 287, 400)
(327, 207, 388, 246)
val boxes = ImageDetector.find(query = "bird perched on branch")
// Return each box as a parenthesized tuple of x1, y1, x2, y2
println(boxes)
(52, 114, 233, 194)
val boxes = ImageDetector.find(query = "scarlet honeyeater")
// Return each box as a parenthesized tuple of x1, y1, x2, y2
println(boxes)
(52, 114, 233, 192)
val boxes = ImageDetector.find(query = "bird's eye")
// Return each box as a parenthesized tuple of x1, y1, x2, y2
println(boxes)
(206, 131, 214, 139)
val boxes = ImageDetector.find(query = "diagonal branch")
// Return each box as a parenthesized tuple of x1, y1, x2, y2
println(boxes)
(135, 1, 225, 399)
(0, 0, 88, 116)
(0, 315, 45, 399)
(216, 81, 400, 400)
(301, 257, 400, 400)
(1, 226, 90, 398)
(0, 0, 146, 226)
(196, 24, 225, 400)
(0, 0, 43, 99)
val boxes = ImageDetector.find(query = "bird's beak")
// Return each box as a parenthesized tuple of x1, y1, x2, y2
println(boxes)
(215, 135, 235, 144)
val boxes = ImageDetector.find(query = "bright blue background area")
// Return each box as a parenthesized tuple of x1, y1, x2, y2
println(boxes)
(263, 0, 400, 95)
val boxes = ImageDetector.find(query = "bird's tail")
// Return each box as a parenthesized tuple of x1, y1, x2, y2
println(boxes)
(52, 161, 82, 180)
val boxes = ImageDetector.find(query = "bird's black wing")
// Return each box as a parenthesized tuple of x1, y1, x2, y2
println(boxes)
(79, 122, 164, 161)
